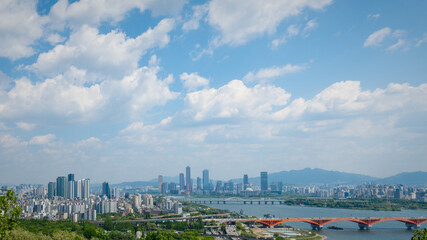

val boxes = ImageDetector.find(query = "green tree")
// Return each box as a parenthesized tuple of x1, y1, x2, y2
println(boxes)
(104, 216, 113, 231)
(412, 228, 427, 240)
(0, 190, 23, 239)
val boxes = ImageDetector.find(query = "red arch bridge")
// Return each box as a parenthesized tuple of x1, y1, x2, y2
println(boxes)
(232, 217, 427, 230)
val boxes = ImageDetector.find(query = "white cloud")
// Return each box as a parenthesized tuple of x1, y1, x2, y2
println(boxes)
(16, 122, 36, 131)
(180, 72, 209, 91)
(75, 137, 102, 148)
(387, 39, 405, 51)
(273, 81, 427, 120)
(364, 27, 392, 47)
(48, 0, 185, 30)
(31, 19, 175, 78)
(302, 19, 318, 37)
(182, 4, 209, 32)
(0, 0, 48, 60)
(0, 134, 27, 148)
(416, 33, 427, 47)
(243, 64, 305, 82)
(46, 33, 66, 45)
(29, 134, 56, 145)
(206, 0, 332, 46)
(271, 25, 300, 48)
(185, 80, 291, 121)
(367, 13, 380, 19)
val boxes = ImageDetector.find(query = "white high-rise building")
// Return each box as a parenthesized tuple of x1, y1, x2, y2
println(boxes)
(82, 179, 90, 199)
(134, 193, 141, 208)
(143, 194, 153, 208)
(67, 181, 74, 199)
(75, 180, 82, 199)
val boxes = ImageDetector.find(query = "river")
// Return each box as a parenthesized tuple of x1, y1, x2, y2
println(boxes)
(196, 200, 426, 240)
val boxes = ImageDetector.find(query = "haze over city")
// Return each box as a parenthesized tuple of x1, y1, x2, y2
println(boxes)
(0, 0, 427, 184)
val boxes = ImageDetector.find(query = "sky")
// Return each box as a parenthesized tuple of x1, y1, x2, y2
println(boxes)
(0, 0, 427, 184)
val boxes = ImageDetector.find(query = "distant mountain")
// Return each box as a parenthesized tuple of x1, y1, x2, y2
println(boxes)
(375, 171, 427, 186)
(116, 168, 427, 187)
(240, 168, 378, 186)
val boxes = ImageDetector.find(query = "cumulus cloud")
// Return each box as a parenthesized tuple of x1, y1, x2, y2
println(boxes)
(16, 122, 36, 131)
(46, 33, 66, 45)
(48, 0, 186, 30)
(75, 137, 102, 148)
(271, 25, 300, 48)
(185, 80, 291, 121)
(0, 134, 27, 148)
(364, 27, 392, 47)
(416, 33, 427, 47)
(243, 64, 305, 82)
(302, 19, 318, 37)
(207, 0, 332, 46)
(182, 4, 209, 32)
(273, 81, 427, 120)
(29, 134, 56, 145)
(180, 72, 209, 91)
(31, 19, 175, 78)
(0, 0, 48, 60)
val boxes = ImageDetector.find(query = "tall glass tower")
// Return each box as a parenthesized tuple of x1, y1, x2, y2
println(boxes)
(243, 174, 249, 190)
(186, 166, 191, 193)
(203, 169, 209, 193)
(260, 172, 268, 192)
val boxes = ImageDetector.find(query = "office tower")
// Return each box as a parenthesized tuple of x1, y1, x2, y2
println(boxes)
(112, 187, 120, 199)
(48, 182, 56, 199)
(196, 177, 202, 191)
(243, 174, 249, 190)
(179, 173, 185, 191)
(260, 172, 268, 192)
(161, 182, 168, 194)
(158, 175, 163, 192)
(75, 180, 82, 199)
(215, 181, 223, 193)
(186, 166, 191, 193)
(203, 169, 209, 192)
(56, 176, 67, 198)
(68, 173, 75, 182)
(82, 179, 90, 199)
(68, 181, 75, 199)
(102, 182, 111, 198)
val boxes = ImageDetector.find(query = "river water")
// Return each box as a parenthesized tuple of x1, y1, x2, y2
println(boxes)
(198, 200, 426, 240)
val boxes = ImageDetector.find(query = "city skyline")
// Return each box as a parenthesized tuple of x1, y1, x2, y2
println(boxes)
(0, 0, 427, 184)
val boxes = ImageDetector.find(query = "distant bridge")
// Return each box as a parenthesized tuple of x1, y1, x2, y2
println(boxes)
(189, 199, 285, 205)
(233, 217, 427, 230)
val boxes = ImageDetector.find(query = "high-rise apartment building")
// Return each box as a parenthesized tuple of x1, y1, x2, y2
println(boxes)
(48, 182, 56, 199)
(203, 169, 209, 192)
(260, 172, 268, 192)
(68, 181, 75, 199)
(186, 166, 191, 193)
(179, 173, 185, 191)
(143, 194, 153, 208)
(82, 179, 90, 199)
(243, 174, 249, 190)
(102, 182, 111, 198)
(75, 180, 82, 199)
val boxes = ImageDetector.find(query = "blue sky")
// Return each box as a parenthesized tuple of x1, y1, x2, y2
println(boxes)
(0, 0, 426, 184)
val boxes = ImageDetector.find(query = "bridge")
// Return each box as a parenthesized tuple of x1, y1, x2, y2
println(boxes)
(189, 198, 285, 205)
(233, 217, 427, 230)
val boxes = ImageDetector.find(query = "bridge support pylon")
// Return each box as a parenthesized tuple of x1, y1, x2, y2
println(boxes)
(311, 224, 323, 231)
(358, 223, 371, 230)
(405, 223, 419, 230)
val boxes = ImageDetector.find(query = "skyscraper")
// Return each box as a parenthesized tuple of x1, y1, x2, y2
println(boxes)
(102, 182, 111, 198)
(197, 177, 202, 191)
(56, 176, 67, 198)
(203, 169, 209, 192)
(68, 173, 75, 182)
(82, 179, 90, 199)
(68, 180, 75, 199)
(48, 182, 56, 199)
(75, 180, 82, 199)
(158, 175, 163, 192)
(186, 166, 191, 193)
(260, 172, 268, 192)
(179, 173, 185, 191)
(243, 174, 249, 190)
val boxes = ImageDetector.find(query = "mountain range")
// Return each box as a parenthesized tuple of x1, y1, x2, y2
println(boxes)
(117, 168, 427, 187)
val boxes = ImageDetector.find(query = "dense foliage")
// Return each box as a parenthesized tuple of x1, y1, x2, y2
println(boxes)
(0, 190, 23, 239)
(412, 228, 427, 240)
